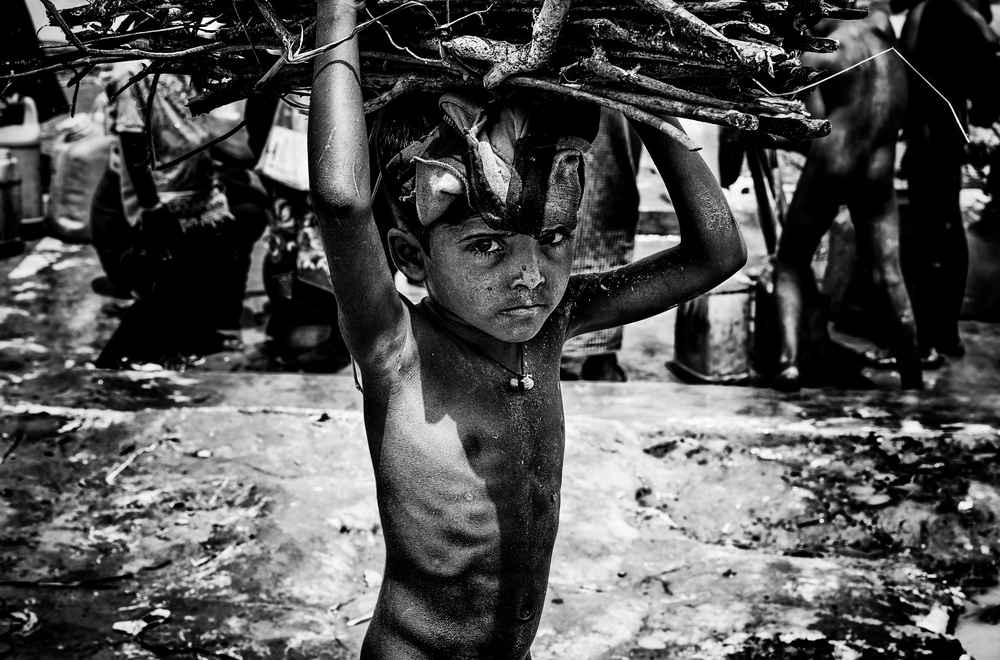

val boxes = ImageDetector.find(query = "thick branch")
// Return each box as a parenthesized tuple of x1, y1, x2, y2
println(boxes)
(506, 76, 702, 151)
(575, 54, 737, 111)
(590, 86, 760, 129)
(447, 0, 573, 88)
(252, 0, 297, 52)
(632, 0, 739, 62)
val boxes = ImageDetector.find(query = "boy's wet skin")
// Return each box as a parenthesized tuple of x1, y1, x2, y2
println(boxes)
(362, 226, 574, 659)
(362, 301, 570, 660)
(409, 217, 575, 343)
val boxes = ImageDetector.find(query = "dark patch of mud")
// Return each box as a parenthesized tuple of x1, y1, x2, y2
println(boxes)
(637, 428, 1000, 658)
(786, 390, 1000, 430)
(647, 430, 1000, 589)
(0, 412, 347, 660)
(7, 370, 221, 410)
(724, 627, 967, 660)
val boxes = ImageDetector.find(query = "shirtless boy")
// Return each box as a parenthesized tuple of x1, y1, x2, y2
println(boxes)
(309, 2, 746, 657)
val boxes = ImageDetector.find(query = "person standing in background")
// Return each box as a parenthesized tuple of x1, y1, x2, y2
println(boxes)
(897, 0, 1000, 361)
(561, 107, 643, 382)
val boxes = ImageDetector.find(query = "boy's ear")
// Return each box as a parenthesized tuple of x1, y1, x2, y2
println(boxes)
(387, 228, 427, 283)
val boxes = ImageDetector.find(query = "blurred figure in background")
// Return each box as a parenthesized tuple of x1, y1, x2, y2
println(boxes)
(244, 94, 352, 373)
(771, 0, 921, 391)
(897, 0, 1000, 360)
(560, 107, 643, 382)
(92, 61, 266, 368)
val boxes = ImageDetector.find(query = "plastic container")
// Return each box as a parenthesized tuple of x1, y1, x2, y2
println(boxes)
(47, 113, 113, 242)
(668, 274, 755, 385)
(0, 147, 25, 258)
(0, 96, 44, 232)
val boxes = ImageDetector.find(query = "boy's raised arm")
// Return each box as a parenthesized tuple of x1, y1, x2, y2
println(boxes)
(309, 1, 407, 361)
(567, 117, 748, 339)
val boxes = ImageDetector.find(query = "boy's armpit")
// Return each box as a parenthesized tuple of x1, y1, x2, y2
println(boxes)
(561, 272, 629, 340)
(337, 288, 415, 371)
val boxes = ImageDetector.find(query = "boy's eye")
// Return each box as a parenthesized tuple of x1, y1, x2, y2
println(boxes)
(540, 231, 572, 247)
(471, 238, 503, 255)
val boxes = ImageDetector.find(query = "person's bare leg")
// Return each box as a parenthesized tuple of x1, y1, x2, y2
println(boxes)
(850, 194, 923, 389)
(773, 161, 840, 391)
(905, 126, 968, 359)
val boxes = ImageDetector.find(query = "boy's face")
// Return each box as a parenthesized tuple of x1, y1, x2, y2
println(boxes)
(422, 217, 574, 343)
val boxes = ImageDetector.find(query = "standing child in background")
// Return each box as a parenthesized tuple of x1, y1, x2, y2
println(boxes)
(309, 2, 746, 658)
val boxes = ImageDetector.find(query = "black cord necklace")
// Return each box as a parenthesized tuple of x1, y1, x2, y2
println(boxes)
(422, 304, 535, 391)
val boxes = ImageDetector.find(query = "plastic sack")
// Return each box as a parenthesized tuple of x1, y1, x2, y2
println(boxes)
(255, 95, 309, 192)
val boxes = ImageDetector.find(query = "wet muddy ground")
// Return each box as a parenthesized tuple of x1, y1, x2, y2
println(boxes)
(1, 237, 999, 659)
(1, 372, 998, 659)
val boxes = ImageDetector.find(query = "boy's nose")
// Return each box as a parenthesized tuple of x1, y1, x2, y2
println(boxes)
(511, 252, 545, 290)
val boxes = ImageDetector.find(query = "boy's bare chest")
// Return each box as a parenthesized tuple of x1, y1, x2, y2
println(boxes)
(388, 361, 564, 470)
(370, 340, 567, 497)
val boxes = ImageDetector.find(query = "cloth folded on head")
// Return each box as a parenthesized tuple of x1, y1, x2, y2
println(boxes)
(387, 93, 598, 238)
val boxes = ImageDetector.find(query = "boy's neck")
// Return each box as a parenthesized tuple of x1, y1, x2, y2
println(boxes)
(421, 298, 522, 364)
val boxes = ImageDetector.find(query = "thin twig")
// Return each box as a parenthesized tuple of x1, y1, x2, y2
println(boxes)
(155, 119, 248, 170)
(70, 71, 82, 115)
(368, 7, 441, 63)
(64, 41, 238, 61)
(230, 0, 263, 69)
(105, 439, 164, 485)
(0, 434, 23, 466)
(81, 25, 194, 48)
(286, 1, 434, 64)
(0, 44, 256, 83)
(39, 0, 90, 53)
(574, 54, 736, 112)
(438, 4, 492, 30)
(754, 46, 969, 142)
(108, 63, 156, 103)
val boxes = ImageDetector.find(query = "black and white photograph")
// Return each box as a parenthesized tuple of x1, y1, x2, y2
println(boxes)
(1, 0, 999, 658)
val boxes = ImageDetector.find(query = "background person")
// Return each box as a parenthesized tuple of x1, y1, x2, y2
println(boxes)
(92, 61, 265, 367)
(561, 107, 643, 382)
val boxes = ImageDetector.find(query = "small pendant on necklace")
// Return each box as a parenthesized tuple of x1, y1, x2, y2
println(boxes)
(510, 374, 535, 391)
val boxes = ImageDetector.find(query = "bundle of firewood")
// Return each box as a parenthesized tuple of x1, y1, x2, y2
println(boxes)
(5, 0, 868, 146)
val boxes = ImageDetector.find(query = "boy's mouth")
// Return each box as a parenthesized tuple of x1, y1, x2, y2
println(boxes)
(500, 303, 548, 315)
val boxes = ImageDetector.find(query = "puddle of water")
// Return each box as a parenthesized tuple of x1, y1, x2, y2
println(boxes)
(0, 412, 71, 439)
(956, 584, 1000, 660)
